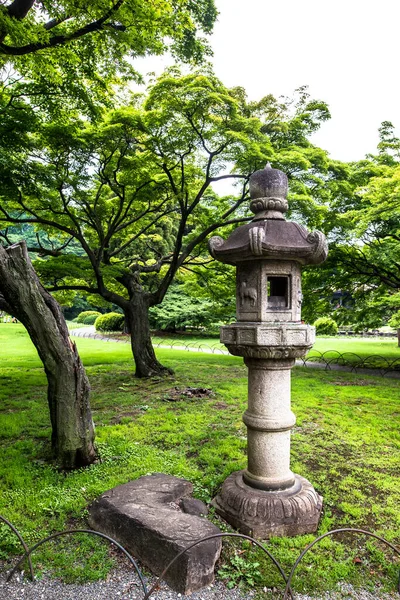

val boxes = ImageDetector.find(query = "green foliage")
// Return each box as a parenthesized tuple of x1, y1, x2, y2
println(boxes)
(76, 311, 102, 325)
(313, 317, 338, 336)
(218, 551, 262, 589)
(94, 312, 124, 332)
(62, 294, 110, 321)
(82, 314, 101, 325)
(0, 0, 217, 117)
(304, 122, 400, 332)
(176, 262, 236, 326)
(388, 311, 400, 329)
(149, 285, 216, 331)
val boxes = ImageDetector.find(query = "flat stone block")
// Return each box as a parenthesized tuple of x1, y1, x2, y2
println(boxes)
(212, 471, 322, 539)
(88, 474, 221, 594)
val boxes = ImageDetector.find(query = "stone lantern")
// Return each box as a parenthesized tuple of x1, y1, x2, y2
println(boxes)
(208, 164, 328, 538)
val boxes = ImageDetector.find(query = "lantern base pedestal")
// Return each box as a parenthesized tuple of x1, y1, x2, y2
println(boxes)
(212, 471, 322, 539)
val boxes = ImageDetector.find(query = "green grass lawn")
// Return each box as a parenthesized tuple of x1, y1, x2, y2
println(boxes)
(0, 323, 399, 596)
(309, 336, 400, 363)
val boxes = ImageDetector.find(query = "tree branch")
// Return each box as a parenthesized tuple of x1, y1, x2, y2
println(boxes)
(5, 0, 34, 20)
(44, 16, 72, 31)
(0, 0, 125, 55)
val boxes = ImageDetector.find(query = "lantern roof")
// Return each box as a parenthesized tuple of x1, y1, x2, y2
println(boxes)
(209, 164, 328, 266)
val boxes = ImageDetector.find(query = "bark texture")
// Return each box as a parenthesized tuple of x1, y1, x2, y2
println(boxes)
(0, 242, 95, 469)
(124, 296, 173, 378)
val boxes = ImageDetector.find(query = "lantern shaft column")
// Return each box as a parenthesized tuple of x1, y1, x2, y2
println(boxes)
(211, 323, 323, 539)
(243, 358, 295, 491)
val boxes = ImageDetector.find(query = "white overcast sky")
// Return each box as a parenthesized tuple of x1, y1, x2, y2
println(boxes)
(136, 0, 400, 163)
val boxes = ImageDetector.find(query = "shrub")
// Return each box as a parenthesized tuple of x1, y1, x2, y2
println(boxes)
(82, 313, 102, 325)
(313, 316, 338, 336)
(76, 311, 101, 324)
(94, 312, 124, 332)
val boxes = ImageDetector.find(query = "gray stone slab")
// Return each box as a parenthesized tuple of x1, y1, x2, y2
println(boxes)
(88, 473, 221, 595)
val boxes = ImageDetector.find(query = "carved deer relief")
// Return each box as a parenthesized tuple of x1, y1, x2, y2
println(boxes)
(240, 281, 257, 307)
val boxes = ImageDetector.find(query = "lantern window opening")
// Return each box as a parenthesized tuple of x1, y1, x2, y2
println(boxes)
(266, 276, 290, 309)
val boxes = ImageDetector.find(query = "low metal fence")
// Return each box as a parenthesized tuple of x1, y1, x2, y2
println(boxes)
(1, 516, 399, 599)
(297, 350, 400, 376)
(70, 330, 400, 376)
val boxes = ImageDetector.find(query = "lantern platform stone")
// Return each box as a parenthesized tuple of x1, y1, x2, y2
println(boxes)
(221, 322, 315, 358)
(88, 473, 221, 594)
(208, 163, 327, 539)
(212, 471, 323, 538)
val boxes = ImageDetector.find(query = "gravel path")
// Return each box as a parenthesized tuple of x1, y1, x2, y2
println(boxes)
(1, 567, 399, 600)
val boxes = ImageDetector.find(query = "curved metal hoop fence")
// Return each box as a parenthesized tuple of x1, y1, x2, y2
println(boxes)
(70, 330, 400, 376)
(1, 517, 399, 599)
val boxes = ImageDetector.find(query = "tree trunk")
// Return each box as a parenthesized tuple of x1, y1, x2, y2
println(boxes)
(124, 295, 173, 378)
(397, 328, 400, 348)
(0, 242, 96, 469)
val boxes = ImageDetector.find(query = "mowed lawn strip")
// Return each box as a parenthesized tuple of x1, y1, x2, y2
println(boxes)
(0, 323, 399, 594)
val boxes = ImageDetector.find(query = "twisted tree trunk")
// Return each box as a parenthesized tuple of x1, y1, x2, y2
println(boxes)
(0, 242, 95, 469)
(124, 295, 173, 378)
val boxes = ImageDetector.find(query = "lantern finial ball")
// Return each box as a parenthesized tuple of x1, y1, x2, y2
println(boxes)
(249, 163, 289, 220)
